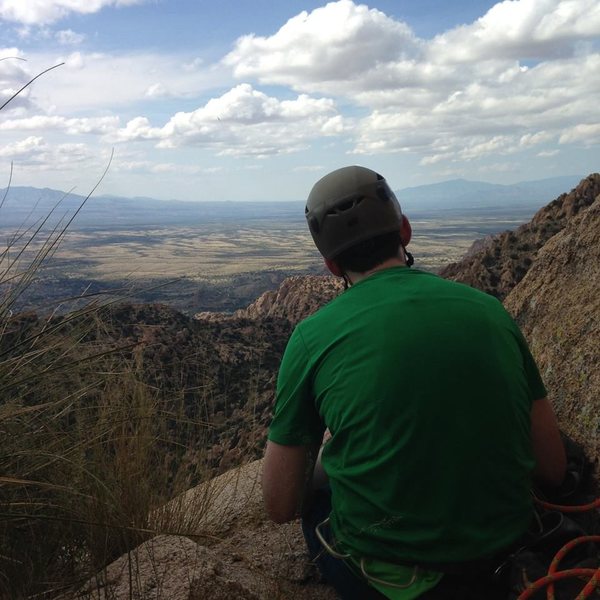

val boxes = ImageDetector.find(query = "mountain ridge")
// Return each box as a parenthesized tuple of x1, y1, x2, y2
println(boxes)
(0, 175, 583, 228)
(439, 173, 600, 299)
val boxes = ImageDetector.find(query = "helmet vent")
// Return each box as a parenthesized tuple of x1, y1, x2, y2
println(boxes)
(327, 195, 364, 216)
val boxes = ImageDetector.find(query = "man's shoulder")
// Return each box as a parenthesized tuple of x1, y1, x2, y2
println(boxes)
(296, 269, 509, 330)
(429, 272, 505, 305)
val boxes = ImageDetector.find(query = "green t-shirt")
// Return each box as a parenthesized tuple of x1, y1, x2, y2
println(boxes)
(268, 267, 545, 566)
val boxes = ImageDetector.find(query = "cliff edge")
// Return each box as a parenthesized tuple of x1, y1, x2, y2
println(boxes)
(440, 174, 600, 299)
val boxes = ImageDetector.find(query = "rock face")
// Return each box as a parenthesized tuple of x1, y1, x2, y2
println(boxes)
(197, 275, 343, 326)
(504, 194, 600, 461)
(233, 275, 343, 324)
(73, 461, 336, 600)
(440, 174, 600, 299)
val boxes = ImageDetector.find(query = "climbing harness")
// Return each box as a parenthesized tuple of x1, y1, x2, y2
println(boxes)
(315, 517, 420, 590)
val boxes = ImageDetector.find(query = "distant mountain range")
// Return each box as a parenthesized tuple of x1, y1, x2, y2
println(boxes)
(396, 175, 583, 212)
(0, 175, 584, 228)
(0, 187, 303, 228)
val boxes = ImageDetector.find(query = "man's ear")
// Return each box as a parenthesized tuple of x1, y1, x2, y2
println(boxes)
(401, 215, 412, 246)
(324, 258, 343, 278)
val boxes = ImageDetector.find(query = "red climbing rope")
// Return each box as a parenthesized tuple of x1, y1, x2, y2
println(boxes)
(516, 494, 600, 600)
(535, 497, 600, 514)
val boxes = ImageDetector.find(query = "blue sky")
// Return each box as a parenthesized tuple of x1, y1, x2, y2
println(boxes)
(0, 0, 599, 201)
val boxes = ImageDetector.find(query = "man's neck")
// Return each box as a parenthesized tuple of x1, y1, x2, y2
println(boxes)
(345, 252, 407, 286)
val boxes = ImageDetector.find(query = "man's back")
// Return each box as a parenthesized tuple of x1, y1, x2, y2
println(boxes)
(270, 266, 544, 564)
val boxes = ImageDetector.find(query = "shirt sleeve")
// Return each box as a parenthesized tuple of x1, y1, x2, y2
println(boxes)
(268, 326, 325, 446)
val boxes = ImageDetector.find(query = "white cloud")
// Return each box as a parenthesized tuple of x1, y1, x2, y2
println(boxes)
(559, 123, 600, 144)
(2, 1, 598, 188)
(519, 132, 554, 147)
(113, 116, 157, 141)
(145, 83, 168, 98)
(113, 159, 152, 172)
(56, 29, 85, 45)
(219, 0, 600, 168)
(113, 83, 344, 158)
(0, 135, 45, 158)
(0, 0, 147, 25)
(63, 51, 85, 69)
(15, 25, 53, 40)
(52, 142, 94, 164)
(183, 57, 204, 72)
(224, 0, 420, 91)
(19, 50, 230, 112)
(224, 0, 599, 95)
(0, 135, 109, 174)
(0, 114, 119, 134)
(0, 50, 33, 111)
(430, 0, 600, 63)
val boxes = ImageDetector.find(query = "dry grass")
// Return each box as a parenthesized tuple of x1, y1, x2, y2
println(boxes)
(0, 184, 218, 599)
(0, 360, 219, 597)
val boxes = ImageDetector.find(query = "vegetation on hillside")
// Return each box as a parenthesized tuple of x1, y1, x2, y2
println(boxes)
(0, 189, 209, 597)
(0, 65, 262, 598)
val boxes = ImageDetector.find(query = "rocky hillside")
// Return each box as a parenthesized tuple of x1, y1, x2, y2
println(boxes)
(101, 304, 295, 473)
(231, 275, 343, 324)
(504, 193, 600, 460)
(2, 303, 294, 476)
(440, 174, 600, 299)
(196, 275, 343, 326)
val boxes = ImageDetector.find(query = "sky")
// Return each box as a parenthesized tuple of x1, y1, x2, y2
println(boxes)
(0, 0, 599, 202)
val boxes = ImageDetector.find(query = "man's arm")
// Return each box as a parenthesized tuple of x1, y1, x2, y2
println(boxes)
(262, 440, 318, 524)
(531, 397, 566, 487)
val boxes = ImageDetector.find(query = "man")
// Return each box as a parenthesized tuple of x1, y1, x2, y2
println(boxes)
(262, 166, 566, 599)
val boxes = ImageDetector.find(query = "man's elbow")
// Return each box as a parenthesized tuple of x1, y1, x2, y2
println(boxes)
(264, 500, 297, 524)
(263, 485, 299, 523)
(531, 397, 567, 488)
